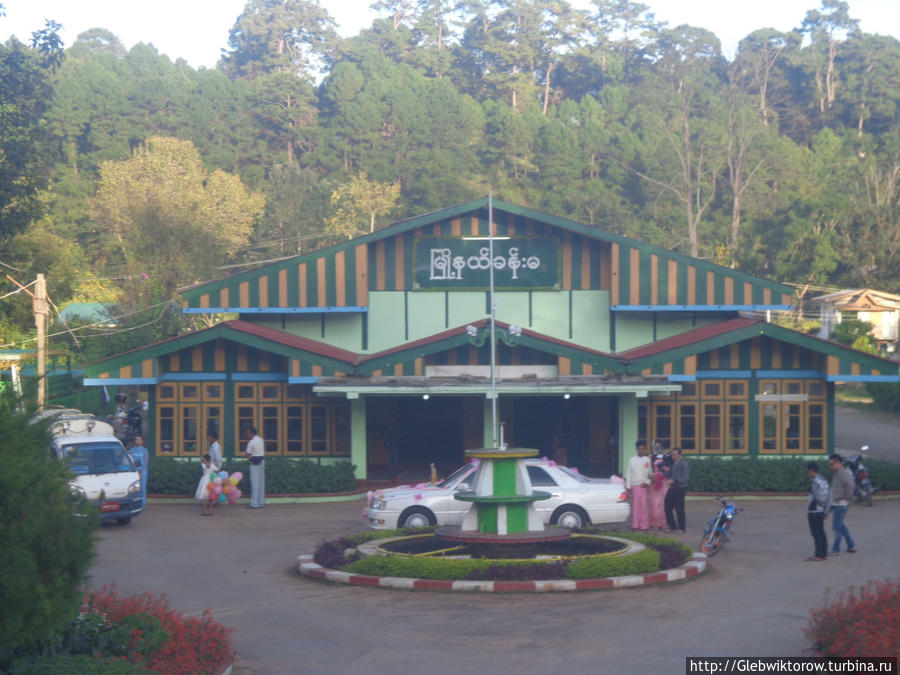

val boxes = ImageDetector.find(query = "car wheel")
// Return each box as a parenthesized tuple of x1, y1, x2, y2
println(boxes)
(551, 505, 589, 529)
(116, 516, 132, 525)
(398, 506, 436, 529)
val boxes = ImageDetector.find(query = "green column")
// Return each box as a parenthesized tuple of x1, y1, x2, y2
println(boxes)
(350, 397, 367, 480)
(619, 394, 639, 472)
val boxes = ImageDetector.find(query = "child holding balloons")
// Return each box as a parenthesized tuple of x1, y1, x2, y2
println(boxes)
(195, 454, 215, 516)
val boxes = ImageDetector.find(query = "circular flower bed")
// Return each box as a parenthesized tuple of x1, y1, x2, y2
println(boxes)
(299, 528, 707, 593)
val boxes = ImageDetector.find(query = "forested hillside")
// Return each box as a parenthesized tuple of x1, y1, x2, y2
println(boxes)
(1, 0, 899, 360)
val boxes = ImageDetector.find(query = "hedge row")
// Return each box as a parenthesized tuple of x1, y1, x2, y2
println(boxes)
(685, 456, 900, 492)
(331, 531, 683, 581)
(146, 457, 357, 495)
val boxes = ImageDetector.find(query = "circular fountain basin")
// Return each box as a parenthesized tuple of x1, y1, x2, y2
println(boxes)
(358, 533, 644, 561)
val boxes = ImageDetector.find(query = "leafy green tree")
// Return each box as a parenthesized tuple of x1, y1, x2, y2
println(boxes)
(0, 30, 63, 246)
(0, 405, 97, 668)
(91, 137, 265, 301)
(326, 172, 401, 238)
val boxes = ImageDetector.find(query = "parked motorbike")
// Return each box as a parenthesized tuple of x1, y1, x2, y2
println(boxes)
(700, 496, 741, 556)
(844, 445, 876, 507)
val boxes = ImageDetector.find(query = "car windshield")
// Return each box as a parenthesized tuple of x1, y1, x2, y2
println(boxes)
(437, 464, 476, 488)
(59, 443, 135, 475)
(556, 465, 590, 483)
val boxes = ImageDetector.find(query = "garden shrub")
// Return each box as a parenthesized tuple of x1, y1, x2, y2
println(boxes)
(565, 548, 660, 579)
(805, 579, 900, 657)
(0, 406, 97, 668)
(687, 456, 900, 492)
(9, 654, 147, 674)
(85, 586, 233, 675)
(147, 457, 356, 494)
(337, 535, 667, 581)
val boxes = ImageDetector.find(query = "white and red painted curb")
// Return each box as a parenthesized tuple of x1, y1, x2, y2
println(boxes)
(297, 552, 707, 592)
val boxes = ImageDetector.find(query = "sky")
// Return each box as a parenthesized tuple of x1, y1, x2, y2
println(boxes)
(1, 0, 899, 69)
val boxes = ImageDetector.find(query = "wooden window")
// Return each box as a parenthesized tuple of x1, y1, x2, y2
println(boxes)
(261, 405, 280, 454)
(158, 384, 176, 401)
(785, 403, 802, 451)
(180, 383, 200, 401)
(677, 403, 697, 453)
(285, 384, 308, 401)
(760, 380, 778, 397)
(785, 380, 803, 396)
(702, 381, 721, 398)
(236, 384, 256, 400)
(203, 405, 222, 440)
(727, 403, 746, 453)
(807, 381, 825, 398)
(260, 383, 281, 400)
(653, 403, 672, 449)
(680, 383, 697, 398)
(286, 406, 304, 454)
(727, 381, 746, 399)
(204, 383, 224, 402)
(158, 406, 176, 453)
(808, 403, 825, 451)
(181, 406, 200, 454)
(702, 403, 722, 452)
(761, 403, 779, 453)
(637, 403, 648, 447)
(236, 405, 256, 455)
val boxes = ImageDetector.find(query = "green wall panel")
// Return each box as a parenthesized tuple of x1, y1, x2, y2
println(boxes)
(408, 292, 448, 341)
(572, 291, 611, 352)
(367, 292, 407, 351)
(531, 292, 570, 341)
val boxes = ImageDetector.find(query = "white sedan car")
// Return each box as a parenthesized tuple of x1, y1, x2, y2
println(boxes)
(366, 459, 629, 530)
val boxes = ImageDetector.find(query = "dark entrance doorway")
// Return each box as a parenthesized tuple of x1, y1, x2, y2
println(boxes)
(508, 396, 618, 475)
(367, 397, 467, 479)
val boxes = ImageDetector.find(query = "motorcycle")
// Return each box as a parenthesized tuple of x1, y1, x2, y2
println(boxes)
(844, 445, 876, 507)
(700, 496, 741, 556)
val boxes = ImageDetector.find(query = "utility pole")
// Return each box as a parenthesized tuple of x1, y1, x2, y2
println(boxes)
(33, 273, 48, 409)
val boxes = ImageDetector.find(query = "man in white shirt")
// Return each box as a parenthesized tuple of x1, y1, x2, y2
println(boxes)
(626, 440, 652, 531)
(207, 431, 223, 472)
(244, 426, 266, 509)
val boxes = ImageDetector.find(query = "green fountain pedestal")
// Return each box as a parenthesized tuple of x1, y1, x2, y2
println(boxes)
(436, 447, 571, 545)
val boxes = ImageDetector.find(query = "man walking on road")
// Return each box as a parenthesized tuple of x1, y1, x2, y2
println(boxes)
(244, 426, 266, 509)
(806, 461, 829, 561)
(828, 454, 856, 555)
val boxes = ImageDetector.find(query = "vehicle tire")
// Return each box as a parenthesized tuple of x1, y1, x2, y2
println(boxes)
(863, 489, 873, 508)
(116, 516, 132, 526)
(398, 506, 436, 529)
(551, 505, 589, 529)
(700, 529, 724, 556)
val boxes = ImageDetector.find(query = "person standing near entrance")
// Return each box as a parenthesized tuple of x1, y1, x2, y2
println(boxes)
(664, 447, 689, 533)
(806, 461, 829, 561)
(626, 441, 652, 531)
(207, 431, 223, 472)
(828, 454, 856, 555)
(244, 426, 265, 509)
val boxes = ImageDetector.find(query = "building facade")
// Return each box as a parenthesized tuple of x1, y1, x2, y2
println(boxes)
(84, 199, 900, 477)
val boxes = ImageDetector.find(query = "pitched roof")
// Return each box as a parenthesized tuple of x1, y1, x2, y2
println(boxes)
(618, 317, 762, 360)
(812, 289, 900, 311)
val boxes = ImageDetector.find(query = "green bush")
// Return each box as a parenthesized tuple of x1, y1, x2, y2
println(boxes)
(565, 548, 660, 579)
(686, 456, 900, 492)
(146, 457, 357, 494)
(338, 531, 672, 581)
(0, 405, 98, 668)
(9, 654, 146, 674)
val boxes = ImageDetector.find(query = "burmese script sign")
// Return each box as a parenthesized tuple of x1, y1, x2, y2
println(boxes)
(414, 237, 560, 289)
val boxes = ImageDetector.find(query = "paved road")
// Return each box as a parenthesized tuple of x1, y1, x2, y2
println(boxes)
(834, 405, 900, 463)
(89, 495, 900, 675)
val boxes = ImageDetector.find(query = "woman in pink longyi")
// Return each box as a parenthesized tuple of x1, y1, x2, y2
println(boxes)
(649, 449, 670, 530)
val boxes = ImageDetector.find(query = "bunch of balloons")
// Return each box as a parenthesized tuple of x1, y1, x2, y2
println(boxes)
(206, 470, 243, 504)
